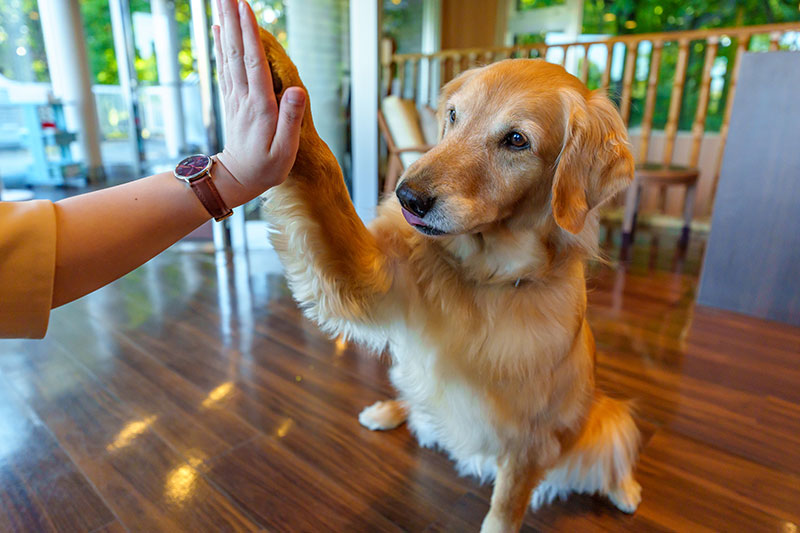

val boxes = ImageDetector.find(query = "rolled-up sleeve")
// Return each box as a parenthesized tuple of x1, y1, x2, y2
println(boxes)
(0, 200, 57, 339)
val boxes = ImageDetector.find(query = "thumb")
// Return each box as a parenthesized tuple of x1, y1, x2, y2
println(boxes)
(271, 87, 306, 166)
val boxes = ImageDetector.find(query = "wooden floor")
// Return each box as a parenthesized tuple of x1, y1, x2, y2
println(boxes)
(1, 229, 798, 532)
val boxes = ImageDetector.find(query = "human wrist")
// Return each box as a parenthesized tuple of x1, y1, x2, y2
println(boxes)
(211, 152, 252, 208)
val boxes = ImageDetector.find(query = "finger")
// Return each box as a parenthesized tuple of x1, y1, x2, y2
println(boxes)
(212, 25, 229, 96)
(220, 0, 247, 92)
(271, 87, 306, 165)
(214, 0, 223, 26)
(239, 1, 276, 112)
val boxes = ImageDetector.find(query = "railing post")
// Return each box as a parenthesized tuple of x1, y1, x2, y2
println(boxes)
(580, 44, 591, 84)
(601, 42, 613, 94)
(711, 34, 751, 205)
(619, 41, 638, 126)
(688, 37, 719, 168)
(662, 39, 691, 167)
(638, 40, 663, 163)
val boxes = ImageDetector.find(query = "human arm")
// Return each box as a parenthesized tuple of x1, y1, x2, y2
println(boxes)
(50, 0, 304, 308)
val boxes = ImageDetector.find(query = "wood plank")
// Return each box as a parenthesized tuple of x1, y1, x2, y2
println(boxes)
(634, 445, 788, 532)
(45, 312, 258, 465)
(203, 435, 402, 532)
(641, 430, 800, 524)
(89, 521, 127, 533)
(3, 352, 262, 532)
(0, 381, 116, 533)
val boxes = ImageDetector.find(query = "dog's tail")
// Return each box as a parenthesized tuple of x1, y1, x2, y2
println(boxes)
(531, 394, 641, 511)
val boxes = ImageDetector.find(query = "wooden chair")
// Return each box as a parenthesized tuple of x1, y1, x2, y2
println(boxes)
(378, 97, 436, 194)
(621, 37, 725, 249)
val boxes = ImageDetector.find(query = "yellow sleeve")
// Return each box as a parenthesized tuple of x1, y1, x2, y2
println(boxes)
(0, 200, 57, 339)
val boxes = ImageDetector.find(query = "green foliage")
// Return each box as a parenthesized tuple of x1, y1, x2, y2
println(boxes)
(79, 0, 117, 84)
(583, 0, 800, 35)
(581, 0, 800, 132)
(518, 0, 567, 10)
(514, 33, 547, 45)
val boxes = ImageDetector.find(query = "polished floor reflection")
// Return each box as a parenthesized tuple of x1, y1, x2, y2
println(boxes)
(0, 229, 798, 532)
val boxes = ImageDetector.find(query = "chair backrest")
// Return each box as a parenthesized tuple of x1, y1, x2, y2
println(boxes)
(380, 96, 429, 168)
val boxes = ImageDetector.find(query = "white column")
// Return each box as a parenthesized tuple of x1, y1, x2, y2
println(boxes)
(419, 0, 441, 106)
(152, 0, 186, 158)
(349, 0, 380, 220)
(286, 0, 348, 168)
(191, 0, 220, 154)
(38, 0, 104, 181)
(110, 0, 143, 177)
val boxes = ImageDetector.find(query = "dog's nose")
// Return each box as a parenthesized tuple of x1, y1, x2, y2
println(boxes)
(396, 182, 436, 218)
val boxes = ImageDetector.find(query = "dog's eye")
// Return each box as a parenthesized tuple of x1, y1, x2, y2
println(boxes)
(504, 131, 529, 150)
(448, 108, 456, 123)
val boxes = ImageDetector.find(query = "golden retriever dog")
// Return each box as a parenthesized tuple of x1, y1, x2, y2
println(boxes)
(259, 29, 641, 532)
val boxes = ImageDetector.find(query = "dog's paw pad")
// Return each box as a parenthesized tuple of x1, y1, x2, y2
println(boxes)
(269, 63, 283, 95)
(358, 401, 407, 431)
(608, 477, 641, 514)
(258, 29, 302, 98)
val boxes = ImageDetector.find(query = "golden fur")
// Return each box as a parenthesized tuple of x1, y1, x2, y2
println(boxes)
(259, 29, 640, 532)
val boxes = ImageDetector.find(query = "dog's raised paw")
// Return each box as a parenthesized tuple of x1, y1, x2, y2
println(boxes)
(258, 28, 303, 100)
(358, 401, 407, 431)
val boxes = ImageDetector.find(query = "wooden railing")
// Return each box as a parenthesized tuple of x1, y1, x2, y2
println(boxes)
(381, 23, 800, 219)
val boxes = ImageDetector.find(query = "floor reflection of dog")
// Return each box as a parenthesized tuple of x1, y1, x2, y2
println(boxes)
(260, 29, 641, 532)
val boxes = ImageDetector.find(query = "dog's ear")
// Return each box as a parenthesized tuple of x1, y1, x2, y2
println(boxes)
(551, 90, 634, 234)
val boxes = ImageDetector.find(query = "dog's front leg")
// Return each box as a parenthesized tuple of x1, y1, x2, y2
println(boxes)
(258, 29, 395, 335)
(481, 453, 541, 533)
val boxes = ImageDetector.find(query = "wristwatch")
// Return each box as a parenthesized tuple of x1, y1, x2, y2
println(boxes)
(173, 154, 233, 221)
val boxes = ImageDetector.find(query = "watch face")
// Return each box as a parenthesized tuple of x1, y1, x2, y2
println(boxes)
(174, 154, 211, 181)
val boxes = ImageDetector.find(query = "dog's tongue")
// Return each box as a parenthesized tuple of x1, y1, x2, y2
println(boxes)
(401, 207, 426, 227)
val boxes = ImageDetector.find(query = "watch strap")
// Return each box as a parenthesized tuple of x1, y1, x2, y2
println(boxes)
(189, 172, 233, 222)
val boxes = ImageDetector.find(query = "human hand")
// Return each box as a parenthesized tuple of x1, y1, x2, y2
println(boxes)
(212, 0, 306, 207)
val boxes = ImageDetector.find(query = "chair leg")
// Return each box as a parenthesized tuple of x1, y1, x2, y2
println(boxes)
(679, 183, 697, 249)
(622, 179, 641, 249)
(383, 155, 403, 195)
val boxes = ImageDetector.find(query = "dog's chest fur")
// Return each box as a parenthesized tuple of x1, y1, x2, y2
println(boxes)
(377, 247, 591, 478)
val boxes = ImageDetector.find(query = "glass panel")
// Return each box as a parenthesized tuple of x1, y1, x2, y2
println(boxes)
(241, 0, 352, 251)
(80, 1, 134, 174)
(0, 0, 49, 188)
(383, 0, 424, 54)
(0, 0, 48, 82)
(127, 0, 199, 168)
